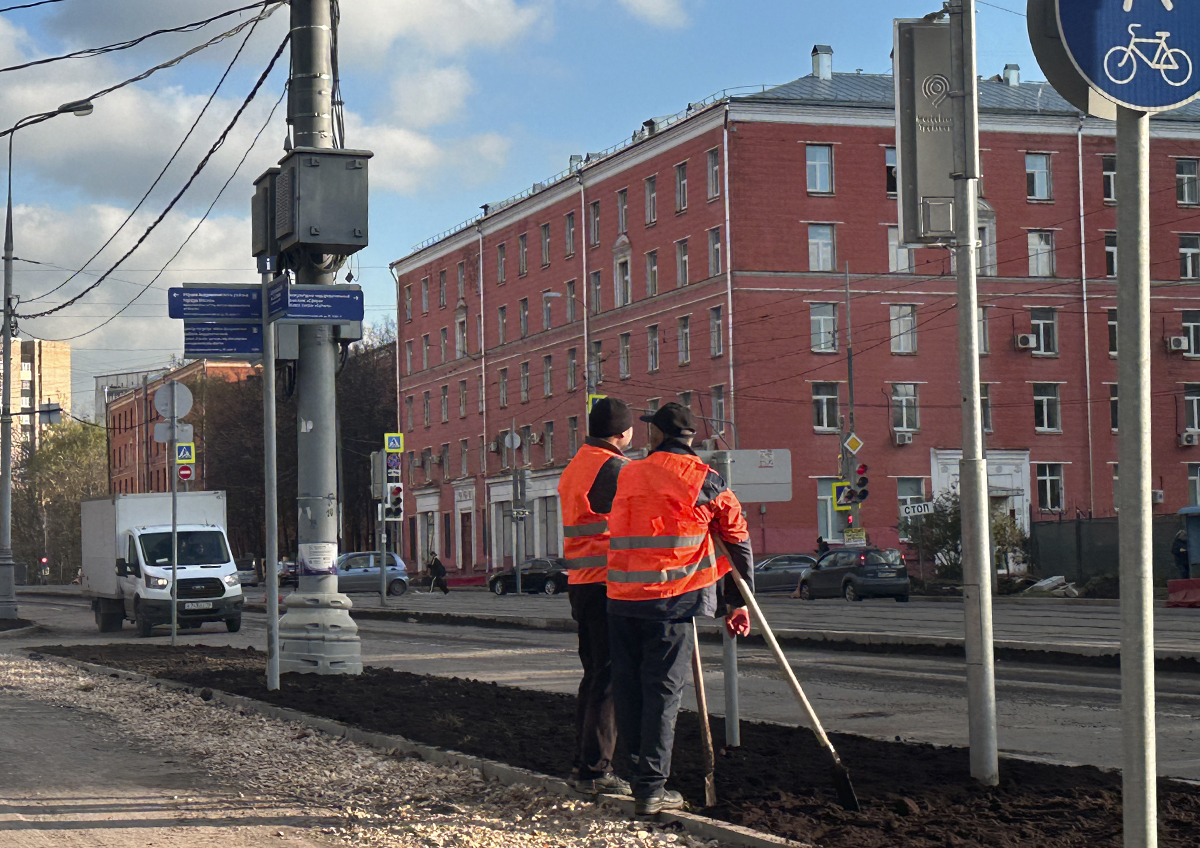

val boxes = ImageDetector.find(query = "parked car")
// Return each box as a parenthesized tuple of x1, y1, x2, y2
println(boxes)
(335, 552, 409, 596)
(235, 556, 260, 587)
(794, 548, 910, 602)
(277, 559, 297, 587)
(752, 554, 817, 594)
(488, 558, 568, 595)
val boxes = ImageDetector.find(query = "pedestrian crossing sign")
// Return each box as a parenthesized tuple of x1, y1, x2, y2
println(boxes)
(385, 433, 404, 453)
(587, 394, 607, 412)
(175, 442, 195, 464)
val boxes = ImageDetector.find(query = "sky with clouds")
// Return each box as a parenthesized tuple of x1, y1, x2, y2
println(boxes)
(0, 0, 1036, 416)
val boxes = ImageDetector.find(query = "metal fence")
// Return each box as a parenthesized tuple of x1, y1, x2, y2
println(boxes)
(1028, 515, 1182, 585)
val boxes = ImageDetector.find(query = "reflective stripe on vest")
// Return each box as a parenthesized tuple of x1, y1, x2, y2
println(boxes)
(606, 451, 730, 601)
(557, 444, 627, 585)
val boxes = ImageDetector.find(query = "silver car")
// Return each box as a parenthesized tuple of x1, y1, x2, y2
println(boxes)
(336, 552, 409, 596)
(753, 554, 817, 593)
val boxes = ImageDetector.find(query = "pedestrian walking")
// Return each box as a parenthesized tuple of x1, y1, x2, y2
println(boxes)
(427, 552, 449, 595)
(816, 536, 830, 556)
(606, 402, 753, 815)
(557, 397, 634, 797)
(1172, 527, 1190, 580)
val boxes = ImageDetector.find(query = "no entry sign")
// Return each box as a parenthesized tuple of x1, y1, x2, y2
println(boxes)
(177, 464, 194, 481)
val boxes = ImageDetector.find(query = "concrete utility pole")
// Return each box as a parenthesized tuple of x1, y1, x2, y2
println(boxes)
(1116, 104, 1157, 848)
(278, 0, 361, 674)
(948, 0, 998, 785)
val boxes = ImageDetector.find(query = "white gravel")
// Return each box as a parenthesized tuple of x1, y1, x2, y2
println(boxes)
(0, 653, 724, 848)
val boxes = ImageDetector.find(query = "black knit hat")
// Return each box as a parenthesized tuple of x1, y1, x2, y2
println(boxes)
(588, 397, 634, 438)
(640, 402, 697, 438)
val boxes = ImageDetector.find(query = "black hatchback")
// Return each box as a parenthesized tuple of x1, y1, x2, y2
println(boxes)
(488, 558, 569, 595)
(795, 548, 909, 602)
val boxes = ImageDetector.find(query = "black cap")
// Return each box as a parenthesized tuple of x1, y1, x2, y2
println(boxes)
(588, 396, 634, 438)
(640, 402, 697, 438)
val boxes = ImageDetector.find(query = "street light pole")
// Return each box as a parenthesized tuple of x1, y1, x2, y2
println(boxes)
(0, 100, 92, 619)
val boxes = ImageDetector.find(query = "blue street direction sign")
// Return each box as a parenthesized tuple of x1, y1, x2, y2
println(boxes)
(267, 275, 289, 322)
(1058, 0, 1200, 111)
(283, 284, 364, 324)
(169, 284, 261, 322)
(183, 323, 263, 360)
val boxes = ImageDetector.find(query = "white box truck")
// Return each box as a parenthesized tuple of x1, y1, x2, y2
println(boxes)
(82, 492, 244, 637)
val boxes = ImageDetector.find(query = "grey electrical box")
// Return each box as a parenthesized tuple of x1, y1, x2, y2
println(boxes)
(275, 147, 373, 256)
(251, 167, 280, 258)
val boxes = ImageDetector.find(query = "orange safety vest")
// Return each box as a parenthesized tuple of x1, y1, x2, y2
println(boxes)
(606, 451, 731, 601)
(558, 444, 628, 585)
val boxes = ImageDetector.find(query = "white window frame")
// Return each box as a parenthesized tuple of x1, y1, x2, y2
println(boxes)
(1179, 158, 1199, 205)
(810, 303, 837, 352)
(675, 162, 688, 212)
(678, 315, 691, 365)
(1105, 232, 1118, 278)
(645, 175, 657, 224)
(1183, 310, 1200, 358)
(1033, 383, 1062, 432)
(497, 244, 506, 283)
(890, 304, 917, 354)
(567, 348, 577, 392)
(518, 233, 528, 276)
(565, 211, 575, 256)
(676, 239, 689, 287)
(709, 306, 723, 356)
(615, 259, 631, 307)
(1026, 152, 1052, 200)
(618, 333, 631, 379)
(647, 325, 660, 372)
(806, 144, 833, 194)
(707, 148, 720, 199)
(541, 223, 551, 266)
(590, 270, 602, 315)
(519, 361, 530, 403)
(646, 250, 658, 297)
(543, 355, 553, 397)
(616, 188, 628, 234)
(1185, 384, 1200, 431)
(1028, 230, 1055, 277)
(498, 369, 508, 408)
(711, 384, 725, 432)
(1102, 155, 1116, 202)
(1036, 463, 1064, 512)
(812, 382, 839, 431)
(891, 383, 919, 431)
(589, 201, 601, 246)
(1030, 307, 1058, 355)
(1181, 234, 1200, 279)
(808, 224, 835, 272)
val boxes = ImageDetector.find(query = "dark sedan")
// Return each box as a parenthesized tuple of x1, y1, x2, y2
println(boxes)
(794, 548, 910, 602)
(488, 558, 569, 595)
(752, 554, 817, 593)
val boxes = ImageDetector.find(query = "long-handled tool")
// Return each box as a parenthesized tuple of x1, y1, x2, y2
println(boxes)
(690, 617, 718, 807)
(727, 565, 861, 812)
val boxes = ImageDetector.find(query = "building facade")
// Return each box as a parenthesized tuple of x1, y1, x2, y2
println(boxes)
(13, 339, 71, 450)
(391, 50, 1200, 572)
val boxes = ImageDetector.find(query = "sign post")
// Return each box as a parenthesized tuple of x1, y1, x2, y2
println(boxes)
(154, 380, 192, 647)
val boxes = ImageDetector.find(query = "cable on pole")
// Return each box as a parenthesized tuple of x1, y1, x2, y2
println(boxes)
(0, 0, 66, 13)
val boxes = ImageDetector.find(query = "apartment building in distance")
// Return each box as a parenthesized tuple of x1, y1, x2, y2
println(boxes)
(6, 339, 72, 450)
(391, 48, 1200, 573)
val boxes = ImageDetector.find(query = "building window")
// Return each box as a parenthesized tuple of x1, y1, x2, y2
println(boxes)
(1190, 464, 1200, 507)
(543, 355, 553, 397)
(459, 380, 468, 418)
(497, 244, 506, 283)
(1181, 235, 1200, 279)
(647, 325, 660, 372)
(978, 306, 990, 355)
(541, 223, 551, 266)
(1031, 307, 1058, 355)
(422, 391, 431, 427)
(439, 327, 448, 363)
(615, 260, 631, 307)
(498, 369, 508, 408)
(891, 383, 919, 431)
(542, 292, 552, 330)
(808, 224, 835, 271)
(567, 348, 577, 391)
(421, 277, 430, 313)
(645, 176, 657, 224)
(897, 478, 925, 530)
(405, 396, 414, 431)
(566, 280, 577, 322)
(810, 303, 837, 352)
(812, 383, 839, 431)
(617, 189, 628, 234)
(708, 227, 722, 277)
(565, 211, 576, 256)
(497, 306, 507, 345)
(619, 333, 631, 379)
(710, 306, 724, 356)
(440, 385, 449, 422)
(1036, 463, 1064, 511)
(1179, 159, 1199, 205)
(806, 144, 833, 194)
(1026, 153, 1052, 200)
(678, 316, 691, 364)
(1102, 155, 1116, 202)
(1110, 385, 1119, 431)
(460, 439, 470, 477)
(404, 340, 413, 373)
(711, 385, 725, 431)
(421, 335, 430, 369)
(438, 270, 447, 308)
(519, 361, 530, 403)
(1107, 309, 1119, 356)
(518, 233, 528, 276)
(589, 340, 603, 386)
(675, 162, 688, 212)
(1034, 383, 1061, 432)
(404, 285, 413, 321)
(568, 416, 579, 457)
(589, 201, 601, 246)
(646, 250, 658, 296)
(980, 384, 992, 432)
(1028, 230, 1055, 276)
(1184, 311, 1200, 357)
(678, 390, 692, 410)
(885, 147, 897, 195)
(977, 224, 995, 276)
(1185, 384, 1200, 430)
(519, 298, 529, 338)
(590, 270, 603, 315)
(478, 375, 485, 413)
(498, 430, 510, 469)
(544, 421, 555, 463)
(1105, 232, 1118, 277)
(457, 261, 466, 299)
(890, 305, 917, 354)
(455, 318, 467, 359)
(888, 226, 911, 273)
(676, 239, 689, 286)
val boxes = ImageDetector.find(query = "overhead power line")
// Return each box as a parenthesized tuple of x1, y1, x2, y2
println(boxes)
(0, 0, 65, 13)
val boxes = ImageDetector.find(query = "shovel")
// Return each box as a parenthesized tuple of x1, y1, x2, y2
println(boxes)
(690, 617, 718, 807)
(726, 563, 861, 812)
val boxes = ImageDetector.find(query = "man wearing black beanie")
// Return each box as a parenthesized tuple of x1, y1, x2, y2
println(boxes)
(557, 396, 634, 795)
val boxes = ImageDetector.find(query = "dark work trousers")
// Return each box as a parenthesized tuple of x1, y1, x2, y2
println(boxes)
(569, 583, 617, 779)
(608, 613, 693, 799)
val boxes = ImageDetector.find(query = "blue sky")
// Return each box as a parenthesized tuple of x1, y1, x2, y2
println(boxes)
(0, 0, 1038, 413)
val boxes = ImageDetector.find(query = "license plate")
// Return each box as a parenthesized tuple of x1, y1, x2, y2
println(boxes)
(875, 571, 895, 578)
(183, 601, 213, 610)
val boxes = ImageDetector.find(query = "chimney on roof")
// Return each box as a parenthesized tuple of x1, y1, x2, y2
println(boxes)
(1003, 63, 1020, 86)
(812, 45, 833, 81)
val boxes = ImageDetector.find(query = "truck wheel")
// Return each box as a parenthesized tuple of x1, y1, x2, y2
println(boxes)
(225, 616, 242, 633)
(135, 605, 155, 638)
(387, 579, 407, 597)
(95, 610, 122, 633)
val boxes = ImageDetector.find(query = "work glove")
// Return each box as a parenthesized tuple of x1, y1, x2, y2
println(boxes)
(724, 607, 750, 638)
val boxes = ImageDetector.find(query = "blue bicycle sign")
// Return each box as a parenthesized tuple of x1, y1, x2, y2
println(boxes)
(1058, 0, 1200, 111)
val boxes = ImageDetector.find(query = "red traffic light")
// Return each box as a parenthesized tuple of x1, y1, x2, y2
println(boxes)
(846, 513, 854, 526)
(856, 463, 868, 476)
(39, 557, 47, 564)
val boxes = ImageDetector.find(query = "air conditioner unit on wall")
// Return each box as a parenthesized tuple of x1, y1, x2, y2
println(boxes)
(1169, 336, 1190, 353)
(488, 440, 500, 453)
(1152, 489, 1165, 504)
(894, 431, 914, 446)
(1015, 333, 1037, 350)
(529, 432, 543, 445)
(1182, 431, 1200, 447)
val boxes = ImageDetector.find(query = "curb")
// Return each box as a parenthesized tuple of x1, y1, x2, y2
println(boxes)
(0, 622, 45, 638)
(24, 651, 814, 848)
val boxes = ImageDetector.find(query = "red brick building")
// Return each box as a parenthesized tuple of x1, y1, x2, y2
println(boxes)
(390, 52, 1200, 572)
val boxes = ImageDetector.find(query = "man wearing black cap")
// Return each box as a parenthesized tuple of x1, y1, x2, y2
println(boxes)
(556, 396, 634, 796)
(606, 402, 753, 815)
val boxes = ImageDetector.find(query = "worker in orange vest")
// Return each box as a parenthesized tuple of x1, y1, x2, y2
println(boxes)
(607, 402, 752, 815)
(557, 397, 634, 796)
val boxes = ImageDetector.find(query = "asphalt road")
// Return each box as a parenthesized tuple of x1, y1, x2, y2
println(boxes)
(8, 595, 1200, 782)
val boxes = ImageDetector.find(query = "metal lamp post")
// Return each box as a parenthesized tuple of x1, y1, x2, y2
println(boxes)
(0, 99, 93, 618)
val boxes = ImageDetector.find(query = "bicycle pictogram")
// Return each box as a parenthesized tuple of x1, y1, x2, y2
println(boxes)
(1104, 23, 1193, 86)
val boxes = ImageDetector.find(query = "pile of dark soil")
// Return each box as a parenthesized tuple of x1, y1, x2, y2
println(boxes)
(0, 618, 33, 632)
(35, 643, 1200, 848)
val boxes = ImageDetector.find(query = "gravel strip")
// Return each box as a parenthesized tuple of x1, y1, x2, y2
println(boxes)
(0, 654, 720, 848)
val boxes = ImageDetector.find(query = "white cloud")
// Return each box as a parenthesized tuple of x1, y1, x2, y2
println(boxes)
(340, 0, 546, 63)
(390, 65, 475, 128)
(347, 114, 510, 194)
(616, 0, 688, 27)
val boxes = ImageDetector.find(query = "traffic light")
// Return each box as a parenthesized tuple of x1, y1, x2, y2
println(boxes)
(852, 463, 869, 503)
(383, 483, 404, 521)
